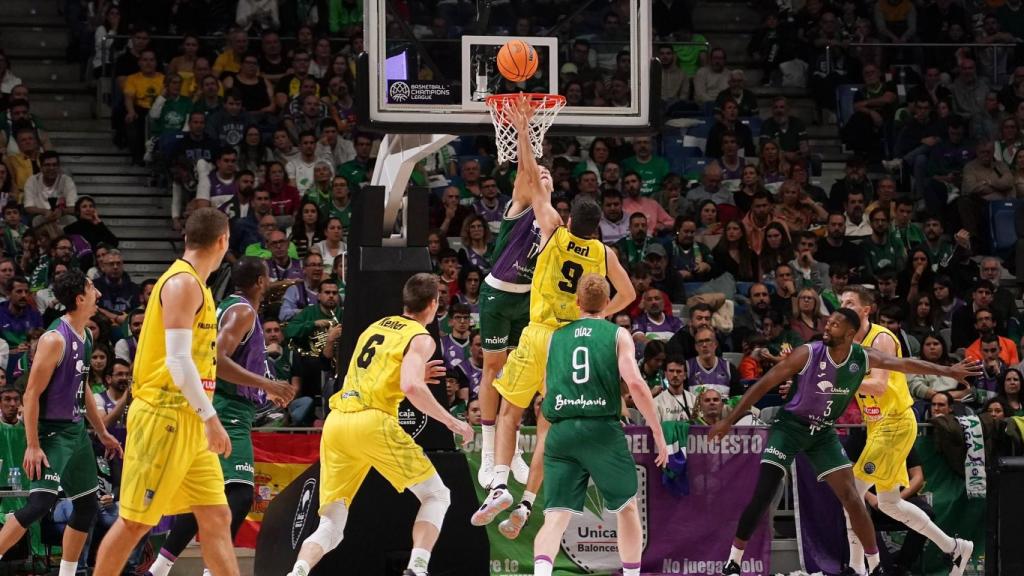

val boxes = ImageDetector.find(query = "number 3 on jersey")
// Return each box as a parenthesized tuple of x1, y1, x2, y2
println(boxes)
(357, 334, 385, 369)
(557, 261, 584, 293)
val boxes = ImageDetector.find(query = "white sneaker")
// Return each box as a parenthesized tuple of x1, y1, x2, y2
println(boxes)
(949, 538, 973, 576)
(471, 487, 513, 526)
(498, 504, 531, 539)
(511, 451, 530, 484)
(477, 451, 495, 488)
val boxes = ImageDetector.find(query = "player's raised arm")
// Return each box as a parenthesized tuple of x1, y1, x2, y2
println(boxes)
(21, 332, 62, 479)
(602, 251, 636, 318)
(401, 333, 475, 446)
(161, 273, 231, 456)
(217, 304, 295, 406)
(864, 349, 982, 390)
(710, 344, 810, 440)
(510, 95, 561, 241)
(509, 96, 540, 214)
(617, 328, 667, 466)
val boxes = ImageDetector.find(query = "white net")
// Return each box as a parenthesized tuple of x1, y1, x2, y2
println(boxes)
(486, 94, 566, 165)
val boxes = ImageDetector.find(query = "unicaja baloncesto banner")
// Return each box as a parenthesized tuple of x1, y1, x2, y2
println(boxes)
(462, 426, 772, 576)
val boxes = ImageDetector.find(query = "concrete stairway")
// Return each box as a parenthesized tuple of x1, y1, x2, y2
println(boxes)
(693, 0, 848, 186)
(0, 0, 179, 280)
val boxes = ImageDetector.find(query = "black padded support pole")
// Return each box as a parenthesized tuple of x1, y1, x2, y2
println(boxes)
(255, 455, 489, 576)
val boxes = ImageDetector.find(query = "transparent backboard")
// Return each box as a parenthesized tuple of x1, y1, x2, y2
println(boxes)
(360, 0, 656, 135)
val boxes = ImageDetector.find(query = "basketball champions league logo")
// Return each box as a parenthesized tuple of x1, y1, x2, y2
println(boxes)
(560, 466, 648, 572)
(388, 81, 411, 103)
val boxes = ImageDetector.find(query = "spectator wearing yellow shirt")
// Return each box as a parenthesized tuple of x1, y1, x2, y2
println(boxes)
(123, 49, 164, 165)
(212, 28, 250, 79)
(4, 126, 42, 202)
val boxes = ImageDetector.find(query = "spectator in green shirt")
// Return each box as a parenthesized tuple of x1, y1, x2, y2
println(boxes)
(337, 133, 373, 187)
(622, 136, 671, 197)
(0, 384, 21, 427)
(321, 174, 352, 231)
(148, 74, 192, 137)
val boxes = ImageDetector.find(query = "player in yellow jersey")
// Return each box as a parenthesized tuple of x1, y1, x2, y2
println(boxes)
(472, 98, 635, 532)
(287, 273, 474, 576)
(94, 208, 238, 576)
(840, 286, 975, 576)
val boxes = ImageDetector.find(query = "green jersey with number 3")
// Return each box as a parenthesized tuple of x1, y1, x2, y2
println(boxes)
(543, 318, 622, 422)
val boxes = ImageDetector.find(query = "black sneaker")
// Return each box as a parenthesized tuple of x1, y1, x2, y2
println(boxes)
(402, 571, 427, 576)
(721, 560, 740, 575)
(838, 568, 859, 576)
(868, 566, 885, 576)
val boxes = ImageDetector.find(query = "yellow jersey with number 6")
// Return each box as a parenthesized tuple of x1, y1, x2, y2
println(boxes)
(856, 323, 914, 423)
(529, 227, 607, 328)
(329, 315, 429, 417)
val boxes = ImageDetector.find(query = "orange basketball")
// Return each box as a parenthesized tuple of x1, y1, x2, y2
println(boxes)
(496, 40, 539, 83)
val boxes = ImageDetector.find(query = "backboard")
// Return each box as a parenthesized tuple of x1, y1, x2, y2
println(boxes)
(360, 0, 657, 136)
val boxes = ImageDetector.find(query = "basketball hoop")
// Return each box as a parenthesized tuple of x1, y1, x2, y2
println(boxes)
(485, 93, 566, 164)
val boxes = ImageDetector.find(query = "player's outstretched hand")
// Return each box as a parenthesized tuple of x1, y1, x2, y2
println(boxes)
(653, 435, 669, 468)
(424, 359, 446, 385)
(510, 93, 533, 133)
(708, 420, 732, 442)
(449, 418, 475, 448)
(949, 358, 984, 385)
(99, 430, 124, 460)
(266, 379, 296, 407)
(205, 416, 232, 457)
(22, 446, 49, 481)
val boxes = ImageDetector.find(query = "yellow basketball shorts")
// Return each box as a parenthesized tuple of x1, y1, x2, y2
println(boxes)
(319, 408, 436, 513)
(492, 322, 555, 409)
(854, 409, 917, 492)
(119, 400, 227, 526)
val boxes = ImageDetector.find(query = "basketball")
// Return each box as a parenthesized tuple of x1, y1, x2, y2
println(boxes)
(496, 39, 539, 82)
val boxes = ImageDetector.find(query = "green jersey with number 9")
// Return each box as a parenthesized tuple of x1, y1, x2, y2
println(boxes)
(329, 315, 429, 417)
(530, 227, 608, 329)
(543, 318, 622, 422)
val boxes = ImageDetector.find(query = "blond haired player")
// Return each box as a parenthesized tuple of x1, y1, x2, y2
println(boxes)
(94, 208, 238, 576)
(472, 97, 635, 535)
(840, 286, 973, 576)
(287, 273, 474, 576)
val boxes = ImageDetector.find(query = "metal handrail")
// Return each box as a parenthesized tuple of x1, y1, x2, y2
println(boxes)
(824, 41, 1017, 80)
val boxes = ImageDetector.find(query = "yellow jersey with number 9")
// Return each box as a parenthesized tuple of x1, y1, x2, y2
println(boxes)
(329, 315, 429, 417)
(856, 323, 914, 423)
(530, 227, 608, 328)
(132, 259, 218, 410)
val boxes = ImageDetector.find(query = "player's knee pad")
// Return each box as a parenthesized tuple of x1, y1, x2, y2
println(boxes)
(409, 474, 451, 530)
(13, 492, 59, 527)
(304, 501, 348, 553)
(67, 492, 99, 532)
(877, 489, 929, 531)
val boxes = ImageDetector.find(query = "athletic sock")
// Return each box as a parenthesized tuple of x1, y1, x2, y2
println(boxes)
(522, 491, 537, 507)
(622, 561, 641, 576)
(728, 545, 744, 565)
(482, 422, 495, 453)
(58, 560, 77, 576)
(848, 532, 865, 574)
(289, 559, 311, 576)
(866, 552, 880, 572)
(148, 552, 175, 576)
(407, 547, 430, 575)
(492, 465, 510, 488)
(534, 555, 553, 576)
(917, 519, 956, 553)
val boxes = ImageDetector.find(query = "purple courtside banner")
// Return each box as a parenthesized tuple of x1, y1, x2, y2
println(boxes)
(793, 452, 850, 575)
(467, 425, 772, 575)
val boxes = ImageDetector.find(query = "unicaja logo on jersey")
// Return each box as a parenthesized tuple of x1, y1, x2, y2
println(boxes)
(291, 478, 318, 549)
(389, 81, 411, 102)
(560, 467, 648, 572)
